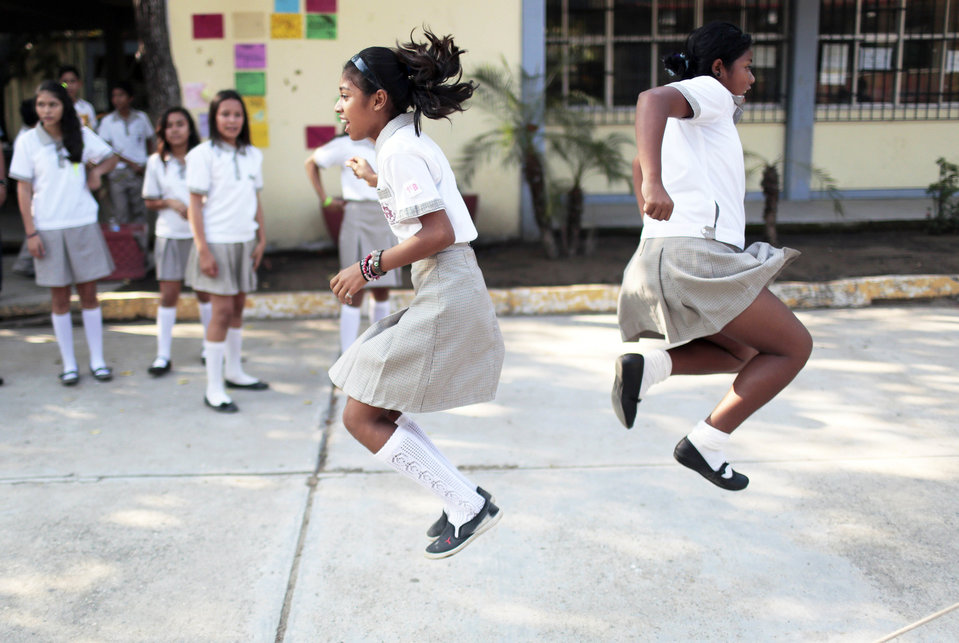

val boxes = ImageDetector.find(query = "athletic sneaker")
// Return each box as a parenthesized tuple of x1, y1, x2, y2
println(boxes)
(426, 487, 494, 538)
(424, 494, 501, 559)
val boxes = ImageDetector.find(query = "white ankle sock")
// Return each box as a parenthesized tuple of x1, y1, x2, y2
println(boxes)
(371, 300, 391, 324)
(198, 300, 213, 335)
(203, 340, 231, 405)
(81, 307, 106, 370)
(640, 349, 672, 397)
(224, 327, 258, 385)
(375, 422, 484, 535)
(51, 312, 77, 373)
(156, 306, 177, 361)
(339, 305, 362, 353)
(687, 420, 734, 477)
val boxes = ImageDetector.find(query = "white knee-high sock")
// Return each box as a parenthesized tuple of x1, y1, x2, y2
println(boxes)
(640, 349, 672, 397)
(224, 327, 258, 385)
(396, 414, 475, 490)
(339, 305, 362, 353)
(203, 340, 230, 405)
(156, 306, 177, 361)
(81, 307, 106, 370)
(687, 420, 735, 478)
(198, 300, 213, 336)
(371, 300, 391, 324)
(51, 312, 77, 373)
(375, 423, 484, 535)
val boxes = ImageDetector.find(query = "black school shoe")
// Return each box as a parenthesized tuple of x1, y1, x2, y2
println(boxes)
(426, 487, 495, 538)
(225, 379, 269, 390)
(673, 437, 749, 491)
(204, 396, 239, 413)
(612, 354, 644, 429)
(147, 358, 172, 377)
(424, 494, 502, 559)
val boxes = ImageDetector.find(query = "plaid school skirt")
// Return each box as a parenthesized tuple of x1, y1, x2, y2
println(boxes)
(617, 236, 800, 345)
(329, 243, 505, 413)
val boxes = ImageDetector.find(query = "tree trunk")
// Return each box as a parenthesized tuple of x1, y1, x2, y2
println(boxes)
(564, 185, 584, 256)
(133, 0, 181, 124)
(760, 163, 780, 246)
(523, 152, 558, 259)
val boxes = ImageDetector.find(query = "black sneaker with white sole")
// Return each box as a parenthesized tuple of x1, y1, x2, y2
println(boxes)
(426, 487, 494, 538)
(424, 494, 501, 559)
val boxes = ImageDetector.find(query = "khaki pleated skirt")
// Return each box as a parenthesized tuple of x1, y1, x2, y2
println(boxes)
(339, 201, 401, 289)
(154, 237, 193, 281)
(618, 236, 800, 344)
(34, 223, 115, 287)
(185, 240, 257, 295)
(329, 243, 505, 413)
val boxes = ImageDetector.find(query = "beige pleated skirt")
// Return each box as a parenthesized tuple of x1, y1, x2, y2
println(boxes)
(329, 243, 505, 413)
(618, 236, 800, 344)
(185, 240, 257, 295)
(339, 201, 401, 289)
(34, 222, 115, 287)
(154, 237, 193, 281)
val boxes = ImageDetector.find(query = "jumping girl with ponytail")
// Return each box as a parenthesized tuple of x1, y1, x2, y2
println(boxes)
(612, 22, 812, 491)
(328, 29, 505, 559)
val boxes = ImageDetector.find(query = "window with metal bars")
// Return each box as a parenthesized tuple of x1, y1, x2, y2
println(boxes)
(817, 0, 959, 120)
(545, 0, 789, 124)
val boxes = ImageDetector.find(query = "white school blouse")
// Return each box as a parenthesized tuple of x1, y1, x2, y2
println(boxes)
(142, 152, 192, 239)
(374, 113, 476, 244)
(312, 135, 379, 202)
(186, 140, 263, 244)
(640, 75, 747, 250)
(97, 109, 153, 170)
(9, 125, 114, 230)
(75, 98, 98, 129)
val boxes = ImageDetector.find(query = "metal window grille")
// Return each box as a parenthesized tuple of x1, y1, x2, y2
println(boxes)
(545, 0, 789, 124)
(817, 0, 959, 120)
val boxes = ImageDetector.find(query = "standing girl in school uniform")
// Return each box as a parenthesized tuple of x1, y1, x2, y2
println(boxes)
(328, 30, 505, 558)
(142, 107, 211, 376)
(612, 22, 812, 490)
(10, 80, 119, 385)
(186, 90, 268, 413)
(305, 132, 400, 353)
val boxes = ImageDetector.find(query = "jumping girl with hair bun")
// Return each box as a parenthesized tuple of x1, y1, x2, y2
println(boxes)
(328, 29, 505, 559)
(612, 22, 812, 491)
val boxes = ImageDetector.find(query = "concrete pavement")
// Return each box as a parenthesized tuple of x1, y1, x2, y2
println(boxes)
(2, 306, 959, 641)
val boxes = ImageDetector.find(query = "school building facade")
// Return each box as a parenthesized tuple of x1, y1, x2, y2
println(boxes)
(164, 0, 959, 247)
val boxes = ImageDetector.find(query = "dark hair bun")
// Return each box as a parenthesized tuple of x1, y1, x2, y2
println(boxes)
(663, 52, 689, 78)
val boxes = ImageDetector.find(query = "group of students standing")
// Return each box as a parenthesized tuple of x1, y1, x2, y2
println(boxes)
(8, 22, 811, 559)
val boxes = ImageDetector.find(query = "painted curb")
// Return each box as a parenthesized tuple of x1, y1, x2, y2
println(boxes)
(1, 274, 956, 322)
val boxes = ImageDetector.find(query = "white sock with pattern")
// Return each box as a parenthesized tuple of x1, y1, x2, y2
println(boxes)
(203, 340, 231, 405)
(224, 327, 258, 385)
(396, 414, 475, 489)
(641, 349, 672, 397)
(371, 300, 391, 324)
(339, 305, 361, 353)
(51, 312, 77, 373)
(81, 307, 106, 370)
(687, 420, 734, 477)
(156, 306, 177, 362)
(375, 423, 484, 535)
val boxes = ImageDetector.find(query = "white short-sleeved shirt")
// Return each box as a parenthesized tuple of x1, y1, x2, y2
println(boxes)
(374, 113, 476, 244)
(186, 140, 263, 244)
(312, 135, 379, 202)
(75, 98, 98, 129)
(97, 109, 153, 170)
(143, 152, 192, 239)
(640, 75, 747, 249)
(9, 126, 114, 230)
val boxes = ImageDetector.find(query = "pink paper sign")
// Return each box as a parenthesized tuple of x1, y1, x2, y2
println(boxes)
(306, 125, 336, 149)
(306, 0, 336, 12)
(235, 44, 267, 69)
(193, 14, 224, 39)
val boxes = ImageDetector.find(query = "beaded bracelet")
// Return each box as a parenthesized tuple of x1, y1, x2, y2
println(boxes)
(370, 249, 387, 277)
(359, 253, 377, 282)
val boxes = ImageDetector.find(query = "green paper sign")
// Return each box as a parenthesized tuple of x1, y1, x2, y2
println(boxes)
(236, 71, 266, 96)
(306, 13, 337, 39)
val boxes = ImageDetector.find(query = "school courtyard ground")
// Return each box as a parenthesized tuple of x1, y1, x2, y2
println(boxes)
(1, 297, 958, 640)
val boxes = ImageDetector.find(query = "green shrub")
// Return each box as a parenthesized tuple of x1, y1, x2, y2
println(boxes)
(927, 157, 959, 234)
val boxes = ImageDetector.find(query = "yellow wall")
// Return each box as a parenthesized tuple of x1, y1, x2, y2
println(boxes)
(813, 121, 959, 190)
(168, 0, 522, 247)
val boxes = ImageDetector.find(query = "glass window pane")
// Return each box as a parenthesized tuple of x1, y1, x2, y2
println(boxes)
(819, 0, 857, 35)
(567, 44, 606, 104)
(614, 42, 652, 105)
(860, 0, 899, 35)
(569, 0, 607, 37)
(704, 1, 742, 26)
(546, 44, 565, 103)
(817, 41, 853, 103)
(749, 43, 782, 102)
(614, 0, 652, 36)
(657, 0, 695, 35)
(904, 0, 944, 34)
(547, 0, 563, 38)
(745, 0, 784, 34)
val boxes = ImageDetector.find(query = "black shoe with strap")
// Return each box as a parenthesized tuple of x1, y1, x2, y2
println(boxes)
(612, 353, 644, 429)
(673, 437, 749, 491)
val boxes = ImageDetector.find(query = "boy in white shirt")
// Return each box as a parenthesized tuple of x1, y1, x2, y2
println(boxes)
(98, 81, 154, 226)
(58, 65, 98, 129)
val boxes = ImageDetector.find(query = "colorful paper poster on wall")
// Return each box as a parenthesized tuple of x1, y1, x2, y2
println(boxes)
(235, 44, 267, 69)
(233, 12, 267, 39)
(306, 14, 336, 40)
(184, 82, 208, 110)
(192, 14, 224, 39)
(305, 125, 336, 149)
(250, 123, 270, 148)
(243, 96, 268, 124)
(236, 71, 267, 96)
(306, 0, 336, 11)
(197, 113, 210, 139)
(271, 13, 303, 39)
(274, 0, 299, 12)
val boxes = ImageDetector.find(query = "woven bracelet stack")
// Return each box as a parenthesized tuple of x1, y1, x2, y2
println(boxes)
(359, 249, 387, 282)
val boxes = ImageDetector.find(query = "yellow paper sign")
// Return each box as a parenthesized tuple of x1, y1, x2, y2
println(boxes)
(250, 122, 270, 148)
(242, 96, 268, 123)
(271, 13, 302, 39)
